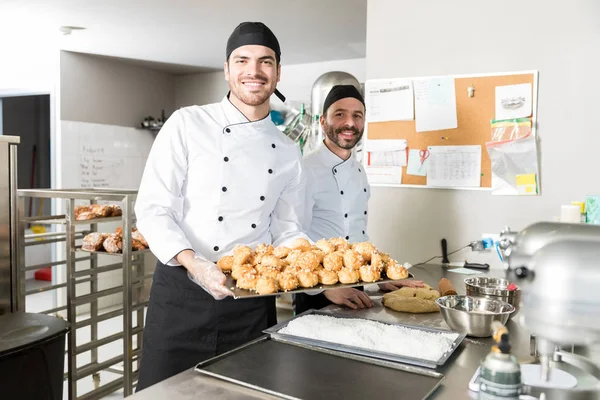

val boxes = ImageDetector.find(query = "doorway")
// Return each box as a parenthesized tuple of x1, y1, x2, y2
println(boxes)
(1, 94, 53, 312)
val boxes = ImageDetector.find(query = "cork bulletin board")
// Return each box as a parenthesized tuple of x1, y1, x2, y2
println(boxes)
(364, 71, 539, 188)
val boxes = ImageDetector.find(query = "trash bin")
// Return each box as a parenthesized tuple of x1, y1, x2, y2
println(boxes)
(0, 312, 70, 400)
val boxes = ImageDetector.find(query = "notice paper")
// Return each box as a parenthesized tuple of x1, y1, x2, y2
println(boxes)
(365, 79, 414, 123)
(426, 145, 482, 188)
(495, 83, 532, 120)
(365, 166, 403, 185)
(406, 149, 428, 176)
(414, 77, 458, 132)
(365, 139, 407, 167)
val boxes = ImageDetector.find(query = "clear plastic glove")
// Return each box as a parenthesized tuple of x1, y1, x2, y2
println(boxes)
(323, 288, 373, 310)
(187, 256, 234, 300)
(378, 279, 424, 292)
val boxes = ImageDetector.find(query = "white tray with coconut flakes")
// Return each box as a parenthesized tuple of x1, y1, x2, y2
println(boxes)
(264, 310, 466, 369)
(218, 238, 414, 299)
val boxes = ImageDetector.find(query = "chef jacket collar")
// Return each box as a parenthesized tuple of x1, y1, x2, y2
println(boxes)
(221, 95, 274, 130)
(317, 141, 357, 171)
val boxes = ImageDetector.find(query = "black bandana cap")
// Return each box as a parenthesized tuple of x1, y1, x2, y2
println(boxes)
(226, 22, 285, 102)
(322, 85, 365, 116)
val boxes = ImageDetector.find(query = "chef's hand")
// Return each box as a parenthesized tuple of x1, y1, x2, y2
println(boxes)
(323, 288, 373, 310)
(183, 253, 233, 300)
(378, 279, 424, 292)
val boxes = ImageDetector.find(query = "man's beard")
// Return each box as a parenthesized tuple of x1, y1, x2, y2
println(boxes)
(229, 75, 274, 106)
(324, 123, 364, 150)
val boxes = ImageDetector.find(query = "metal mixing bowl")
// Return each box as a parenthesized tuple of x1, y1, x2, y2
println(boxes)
(464, 277, 522, 319)
(435, 295, 515, 337)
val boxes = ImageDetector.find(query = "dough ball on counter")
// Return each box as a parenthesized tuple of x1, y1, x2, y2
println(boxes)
(255, 276, 279, 295)
(217, 255, 234, 272)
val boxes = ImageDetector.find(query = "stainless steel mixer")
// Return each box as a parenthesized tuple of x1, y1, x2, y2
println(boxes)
(499, 221, 600, 398)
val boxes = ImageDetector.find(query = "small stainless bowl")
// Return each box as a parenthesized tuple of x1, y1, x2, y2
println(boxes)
(435, 295, 515, 337)
(464, 277, 521, 319)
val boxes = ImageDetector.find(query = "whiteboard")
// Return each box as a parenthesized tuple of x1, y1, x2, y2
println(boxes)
(60, 121, 155, 189)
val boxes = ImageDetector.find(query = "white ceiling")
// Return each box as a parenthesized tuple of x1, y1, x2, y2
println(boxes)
(0, 0, 367, 74)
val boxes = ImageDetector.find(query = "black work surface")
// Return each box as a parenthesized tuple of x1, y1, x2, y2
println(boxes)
(196, 338, 443, 400)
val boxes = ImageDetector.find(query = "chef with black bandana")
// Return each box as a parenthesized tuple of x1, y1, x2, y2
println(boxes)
(293, 85, 423, 315)
(134, 22, 309, 391)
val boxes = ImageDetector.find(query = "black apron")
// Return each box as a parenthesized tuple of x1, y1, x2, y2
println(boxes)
(136, 261, 277, 391)
(293, 286, 364, 315)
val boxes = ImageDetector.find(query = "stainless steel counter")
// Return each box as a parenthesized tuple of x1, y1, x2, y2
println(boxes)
(128, 264, 599, 399)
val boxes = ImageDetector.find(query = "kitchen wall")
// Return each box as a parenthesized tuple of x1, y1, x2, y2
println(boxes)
(365, 0, 600, 268)
(59, 51, 176, 311)
(174, 57, 366, 108)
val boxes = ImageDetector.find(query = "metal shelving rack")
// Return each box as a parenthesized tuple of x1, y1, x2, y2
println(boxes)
(16, 188, 151, 399)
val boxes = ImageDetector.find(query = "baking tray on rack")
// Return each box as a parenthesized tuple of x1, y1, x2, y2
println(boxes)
(264, 309, 466, 369)
(195, 336, 445, 400)
(226, 272, 414, 299)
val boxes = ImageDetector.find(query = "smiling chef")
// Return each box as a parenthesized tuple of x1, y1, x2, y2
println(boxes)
(134, 21, 310, 391)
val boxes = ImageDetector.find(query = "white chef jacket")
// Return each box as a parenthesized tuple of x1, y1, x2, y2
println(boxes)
(135, 96, 308, 265)
(303, 143, 371, 243)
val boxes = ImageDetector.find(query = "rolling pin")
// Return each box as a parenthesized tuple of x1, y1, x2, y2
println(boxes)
(438, 278, 457, 296)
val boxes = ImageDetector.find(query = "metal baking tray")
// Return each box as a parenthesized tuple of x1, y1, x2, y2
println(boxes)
(195, 336, 444, 400)
(264, 309, 466, 369)
(227, 272, 414, 299)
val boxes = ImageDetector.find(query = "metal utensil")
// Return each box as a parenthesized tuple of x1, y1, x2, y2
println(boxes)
(435, 295, 515, 338)
(464, 277, 521, 319)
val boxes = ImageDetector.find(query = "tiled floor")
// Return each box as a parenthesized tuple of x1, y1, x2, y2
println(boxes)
(25, 279, 295, 399)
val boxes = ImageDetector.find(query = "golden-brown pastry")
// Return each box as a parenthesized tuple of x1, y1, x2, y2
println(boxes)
(285, 249, 303, 265)
(278, 272, 299, 292)
(260, 255, 285, 270)
(330, 237, 351, 252)
(236, 270, 258, 290)
(255, 276, 279, 295)
(290, 238, 312, 252)
(273, 246, 291, 259)
(108, 204, 122, 217)
(76, 211, 97, 221)
(343, 250, 364, 270)
(370, 252, 385, 271)
(74, 205, 91, 219)
(314, 239, 335, 254)
(255, 243, 274, 255)
(131, 239, 146, 251)
(386, 261, 408, 280)
(217, 255, 234, 272)
(337, 268, 360, 284)
(132, 230, 148, 248)
(310, 249, 325, 264)
(103, 234, 123, 253)
(296, 270, 319, 288)
(352, 242, 377, 263)
(256, 266, 280, 279)
(294, 251, 320, 271)
(323, 252, 343, 272)
(359, 264, 381, 283)
(282, 264, 300, 276)
(231, 264, 255, 281)
(233, 245, 253, 266)
(90, 204, 112, 218)
(82, 233, 108, 251)
(318, 268, 339, 285)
